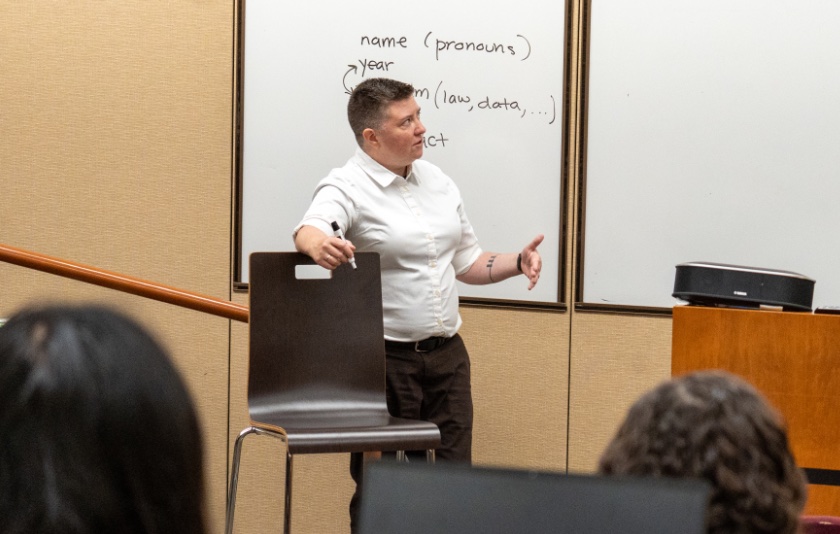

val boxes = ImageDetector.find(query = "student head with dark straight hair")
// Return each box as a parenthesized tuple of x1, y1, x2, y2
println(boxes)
(598, 370, 806, 534)
(0, 304, 207, 534)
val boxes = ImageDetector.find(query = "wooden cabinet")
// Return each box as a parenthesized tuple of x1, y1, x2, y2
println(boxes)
(672, 306, 840, 514)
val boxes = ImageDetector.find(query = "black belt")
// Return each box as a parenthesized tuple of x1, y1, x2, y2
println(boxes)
(386, 336, 452, 353)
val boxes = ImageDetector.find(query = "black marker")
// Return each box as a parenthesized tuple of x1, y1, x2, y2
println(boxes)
(331, 221, 357, 269)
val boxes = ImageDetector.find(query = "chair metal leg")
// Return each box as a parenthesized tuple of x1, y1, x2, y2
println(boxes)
(226, 427, 259, 534)
(225, 426, 288, 534)
(393, 450, 434, 463)
(284, 452, 294, 534)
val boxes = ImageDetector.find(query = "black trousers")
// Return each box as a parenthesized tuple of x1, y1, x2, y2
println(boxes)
(349, 333, 474, 532)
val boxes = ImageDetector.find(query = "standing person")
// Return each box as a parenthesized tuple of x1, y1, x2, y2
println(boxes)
(0, 304, 207, 534)
(293, 77, 543, 531)
(598, 370, 806, 534)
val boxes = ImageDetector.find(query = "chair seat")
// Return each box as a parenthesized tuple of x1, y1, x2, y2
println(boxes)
(253, 412, 441, 454)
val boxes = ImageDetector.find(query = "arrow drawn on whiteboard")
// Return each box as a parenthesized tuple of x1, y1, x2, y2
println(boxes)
(517, 35, 531, 61)
(343, 64, 359, 95)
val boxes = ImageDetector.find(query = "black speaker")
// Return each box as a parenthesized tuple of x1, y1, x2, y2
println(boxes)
(673, 261, 815, 311)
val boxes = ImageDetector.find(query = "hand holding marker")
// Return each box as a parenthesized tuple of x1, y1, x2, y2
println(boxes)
(331, 221, 357, 270)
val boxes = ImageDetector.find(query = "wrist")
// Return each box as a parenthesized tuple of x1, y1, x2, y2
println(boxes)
(516, 253, 523, 273)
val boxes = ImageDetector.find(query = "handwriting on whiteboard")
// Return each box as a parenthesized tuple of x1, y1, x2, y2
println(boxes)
(342, 31, 557, 144)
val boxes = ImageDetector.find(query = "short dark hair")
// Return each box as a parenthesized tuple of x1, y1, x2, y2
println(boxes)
(347, 77, 415, 146)
(598, 370, 806, 534)
(0, 304, 207, 534)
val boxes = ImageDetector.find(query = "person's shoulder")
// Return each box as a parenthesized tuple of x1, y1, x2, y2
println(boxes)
(317, 154, 365, 187)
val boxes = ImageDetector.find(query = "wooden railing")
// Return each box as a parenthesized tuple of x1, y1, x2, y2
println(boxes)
(0, 243, 249, 323)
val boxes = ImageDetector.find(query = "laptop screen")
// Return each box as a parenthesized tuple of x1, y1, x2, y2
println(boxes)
(358, 462, 709, 534)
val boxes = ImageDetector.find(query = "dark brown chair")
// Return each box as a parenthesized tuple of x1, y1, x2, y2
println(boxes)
(225, 252, 441, 534)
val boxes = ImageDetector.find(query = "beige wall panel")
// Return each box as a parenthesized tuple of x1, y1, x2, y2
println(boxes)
(1, 1, 234, 532)
(460, 306, 569, 472)
(566, 312, 672, 473)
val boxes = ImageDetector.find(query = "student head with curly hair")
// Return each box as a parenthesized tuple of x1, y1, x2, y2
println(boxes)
(598, 370, 806, 534)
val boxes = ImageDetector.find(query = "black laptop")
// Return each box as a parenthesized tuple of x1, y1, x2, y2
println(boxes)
(358, 461, 709, 534)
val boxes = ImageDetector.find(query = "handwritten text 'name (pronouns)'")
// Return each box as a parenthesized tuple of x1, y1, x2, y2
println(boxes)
(359, 32, 532, 62)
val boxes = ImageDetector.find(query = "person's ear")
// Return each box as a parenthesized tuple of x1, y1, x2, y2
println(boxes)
(362, 127, 378, 148)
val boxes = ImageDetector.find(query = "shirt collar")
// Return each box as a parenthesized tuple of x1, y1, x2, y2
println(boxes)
(354, 147, 418, 186)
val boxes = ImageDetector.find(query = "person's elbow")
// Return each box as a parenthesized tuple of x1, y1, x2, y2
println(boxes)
(455, 262, 483, 285)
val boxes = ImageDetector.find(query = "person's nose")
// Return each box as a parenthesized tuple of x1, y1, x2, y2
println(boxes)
(416, 118, 427, 136)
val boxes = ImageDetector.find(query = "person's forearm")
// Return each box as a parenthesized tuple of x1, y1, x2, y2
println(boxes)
(294, 225, 328, 258)
(457, 234, 543, 289)
(456, 252, 520, 285)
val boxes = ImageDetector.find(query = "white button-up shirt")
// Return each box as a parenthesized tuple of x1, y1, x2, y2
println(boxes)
(294, 148, 482, 342)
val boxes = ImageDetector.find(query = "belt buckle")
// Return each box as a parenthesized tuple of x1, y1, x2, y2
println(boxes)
(414, 336, 447, 352)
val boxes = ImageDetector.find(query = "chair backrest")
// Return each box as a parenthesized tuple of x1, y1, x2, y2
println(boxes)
(248, 252, 386, 420)
(358, 462, 710, 534)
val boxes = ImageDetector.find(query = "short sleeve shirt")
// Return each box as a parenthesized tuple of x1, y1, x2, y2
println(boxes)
(294, 148, 482, 341)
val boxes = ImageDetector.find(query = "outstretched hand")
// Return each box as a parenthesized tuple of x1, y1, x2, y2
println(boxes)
(521, 234, 544, 290)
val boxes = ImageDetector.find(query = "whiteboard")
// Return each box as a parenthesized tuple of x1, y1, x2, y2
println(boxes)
(581, 0, 840, 310)
(237, 0, 568, 304)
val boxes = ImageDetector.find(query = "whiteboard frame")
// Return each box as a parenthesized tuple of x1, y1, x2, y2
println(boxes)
(231, 0, 575, 310)
(576, 0, 840, 315)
